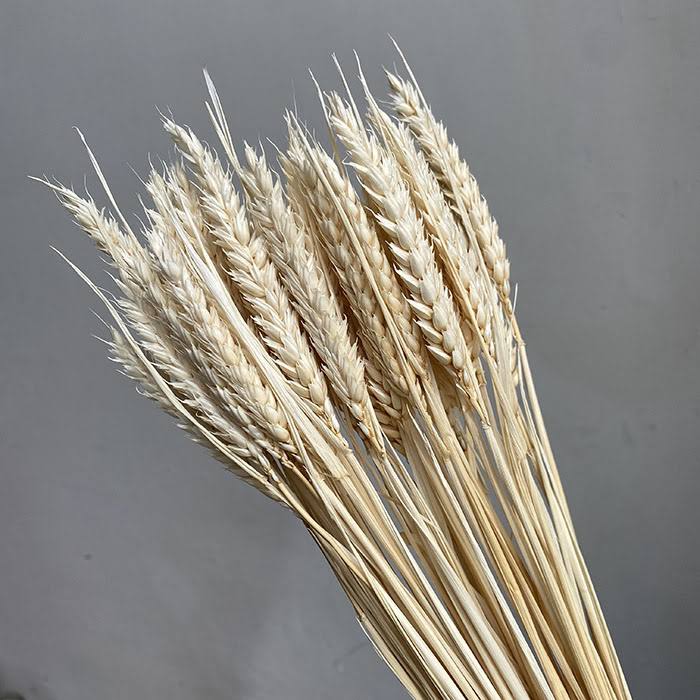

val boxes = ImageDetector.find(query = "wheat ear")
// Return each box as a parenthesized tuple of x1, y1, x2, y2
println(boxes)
(387, 71, 512, 312)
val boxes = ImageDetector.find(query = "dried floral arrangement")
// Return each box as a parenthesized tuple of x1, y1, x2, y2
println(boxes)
(42, 47, 631, 700)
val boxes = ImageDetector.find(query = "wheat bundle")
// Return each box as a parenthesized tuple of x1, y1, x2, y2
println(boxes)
(43, 48, 631, 700)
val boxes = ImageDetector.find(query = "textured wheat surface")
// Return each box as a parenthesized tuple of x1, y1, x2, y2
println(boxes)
(44, 48, 632, 700)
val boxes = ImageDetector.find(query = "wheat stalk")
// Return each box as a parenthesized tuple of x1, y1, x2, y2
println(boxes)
(43, 50, 632, 700)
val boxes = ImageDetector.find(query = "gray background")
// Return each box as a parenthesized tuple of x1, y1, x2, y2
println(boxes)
(1, 1, 698, 698)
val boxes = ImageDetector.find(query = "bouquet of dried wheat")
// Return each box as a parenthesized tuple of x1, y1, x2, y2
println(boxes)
(42, 48, 631, 699)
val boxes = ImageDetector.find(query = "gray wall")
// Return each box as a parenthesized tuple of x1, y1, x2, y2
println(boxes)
(2, 1, 698, 698)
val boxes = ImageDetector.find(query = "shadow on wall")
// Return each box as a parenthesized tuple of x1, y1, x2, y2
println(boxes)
(0, 661, 54, 700)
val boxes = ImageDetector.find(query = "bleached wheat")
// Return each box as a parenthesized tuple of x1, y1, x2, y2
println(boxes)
(45, 51, 632, 700)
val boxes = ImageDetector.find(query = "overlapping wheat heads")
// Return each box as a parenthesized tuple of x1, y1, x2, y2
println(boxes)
(42, 49, 631, 700)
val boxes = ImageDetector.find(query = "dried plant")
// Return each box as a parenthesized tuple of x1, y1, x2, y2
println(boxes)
(42, 48, 631, 700)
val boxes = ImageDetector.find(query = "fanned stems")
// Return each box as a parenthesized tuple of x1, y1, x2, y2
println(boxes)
(287, 123, 563, 700)
(283, 116, 546, 699)
(45, 52, 632, 700)
(385, 63, 629, 699)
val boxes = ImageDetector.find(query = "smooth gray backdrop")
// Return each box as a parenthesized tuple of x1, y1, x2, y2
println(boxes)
(2, 1, 699, 698)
